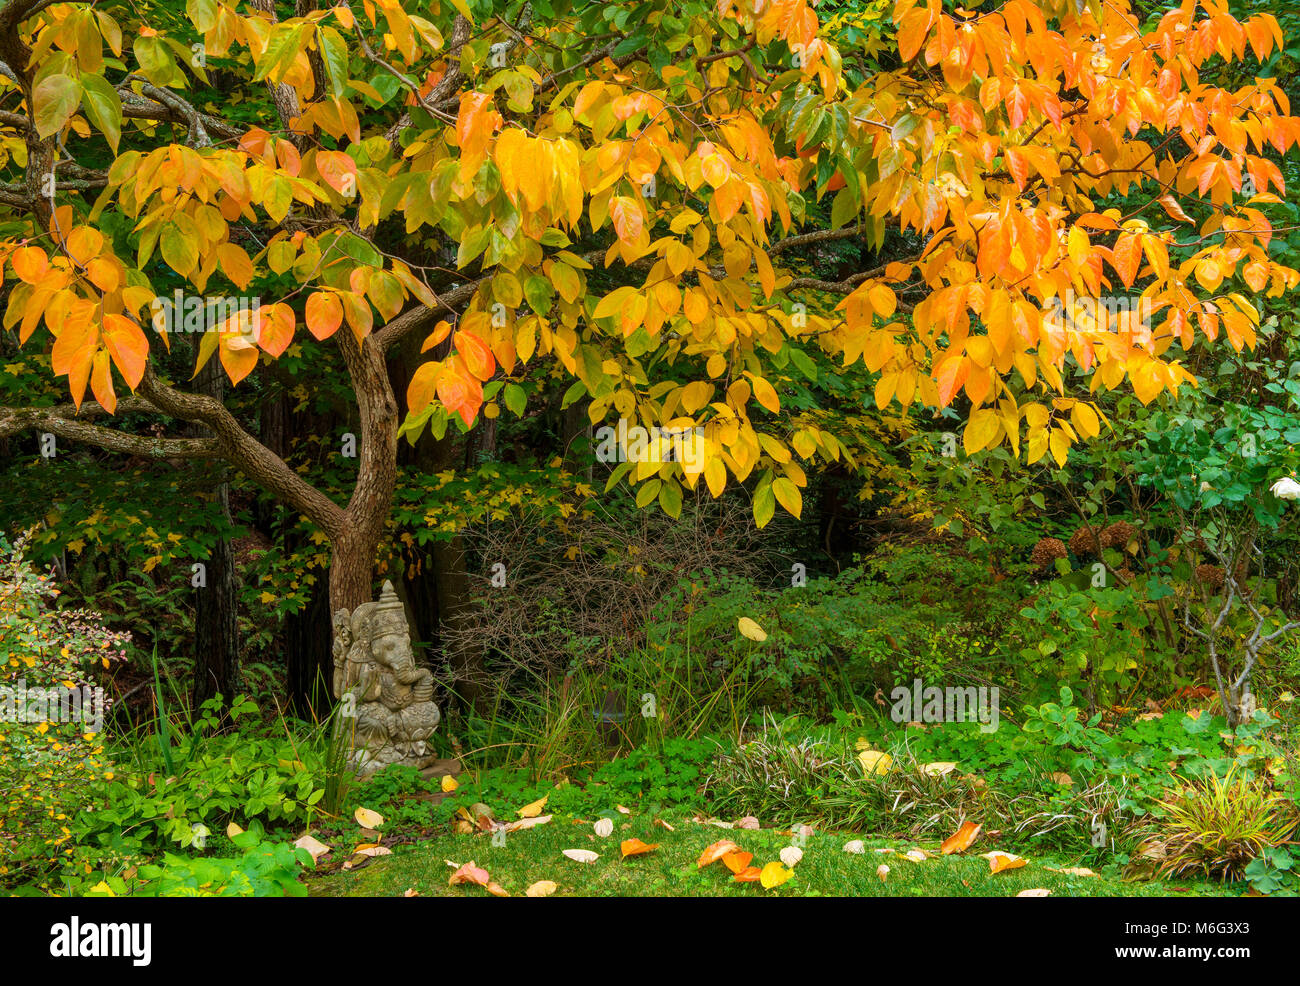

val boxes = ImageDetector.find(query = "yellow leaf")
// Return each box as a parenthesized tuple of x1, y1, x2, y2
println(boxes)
(963, 409, 1000, 454)
(759, 861, 793, 889)
(858, 750, 893, 775)
(749, 375, 780, 413)
(771, 477, 802, 518)
(738, 617, 767, 641)
(517, 796, 549, 818)
(441, 775, 459, 793)
(1070, 402, 1100, 440)
(1048, 426, 1071, 467)
(526, 880, 558, 897)
(353, 807, 384, 829)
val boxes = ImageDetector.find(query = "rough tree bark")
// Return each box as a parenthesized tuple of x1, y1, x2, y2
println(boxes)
(187, 358, 240, 709)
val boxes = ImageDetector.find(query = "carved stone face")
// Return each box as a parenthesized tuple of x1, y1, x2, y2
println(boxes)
(371, 618, 416, 673)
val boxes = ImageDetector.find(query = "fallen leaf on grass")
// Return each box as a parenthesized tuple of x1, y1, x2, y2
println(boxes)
(722, 851, 754, 874)
(293, 834, 331, 863)
(760, 861, 794, 889)
(517, 796, 548, 818)
(353, 843, 393, 858)
(594, 818, 614, 838)
(403, 888, 419, 897)
(353, 807, 384, 828)
(654, 818, 675, 832)
(526, 880, 557, 897)
(698, 840, 741, 868)
(780, 846, 803, 868)
(562, 849, 600, 863)
(735, 815, 760, 829)
(940, 821, 982, 855)
(902, 849, 928, 863)
(486, 882, 510, 897)
(983, 851, 1027, 874)
(858, 749, 893, 775)
(732, 866, 762, 882)
(620, 838, 659, 858)
(923, 761, 957, 777)
(876, 864, 890, 882)
(441, 775, 458, 792)
(843, 840, 865, 854)
(1017, 888, 1052, 897)
(448, 861, 491, 887)
(1054, 866, 1099, 877)
(506, 814, 553, 833)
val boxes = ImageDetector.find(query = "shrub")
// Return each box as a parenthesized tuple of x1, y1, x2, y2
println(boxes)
(0, 532, 128, 888)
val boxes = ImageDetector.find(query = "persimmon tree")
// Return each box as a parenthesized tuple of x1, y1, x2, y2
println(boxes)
(0, 0, 1296, 632)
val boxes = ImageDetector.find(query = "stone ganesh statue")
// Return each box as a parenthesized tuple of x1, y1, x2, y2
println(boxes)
(332, 581, 440, 775)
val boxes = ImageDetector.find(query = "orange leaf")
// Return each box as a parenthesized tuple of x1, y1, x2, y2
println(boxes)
(722, 850, 754, 874)
(448, 861, 491, 887)
(315, 150, 357, 195)
(940, 820, 982, 855)
(732, 865, 762, 882)
(620, 839, 659, 858)
(11, 246, 48, 284)
(454, 329, 496, 381)
(89, 348, 116, 414)
(610, 196, 644, 245)
(305, 291, 344, 341)
(697, 840, 741, 868)
(257, 303, 296, 357)
(101, 314, 148, 389)
(983, 851, 1027, 874)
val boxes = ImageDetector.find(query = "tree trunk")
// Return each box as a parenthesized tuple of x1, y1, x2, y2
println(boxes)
(285, 570, 333, 719)
(191, 485, 240, 710)
(431, 536, 484, 712)
(187, 359, 240, 711)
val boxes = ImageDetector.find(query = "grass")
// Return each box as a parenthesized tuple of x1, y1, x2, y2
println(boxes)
(308, 812, 1233, 898)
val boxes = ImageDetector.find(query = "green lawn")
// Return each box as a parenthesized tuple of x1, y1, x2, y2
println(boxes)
(308, 813, 1232, 898)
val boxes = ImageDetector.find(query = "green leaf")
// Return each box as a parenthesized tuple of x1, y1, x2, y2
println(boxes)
(316, 26, 349, 99)
(635, 479, 661, 509)
(160, 223, 199, 276)
(658, 478, 682, 518)
(33, 74, 81, 138)
(753, 481, 775, 528)
(79, 73, 122, 152)
(503, 383, 526, 417)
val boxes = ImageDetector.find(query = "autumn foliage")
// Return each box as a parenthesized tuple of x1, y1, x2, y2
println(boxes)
(1, 0, 1297, 532)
